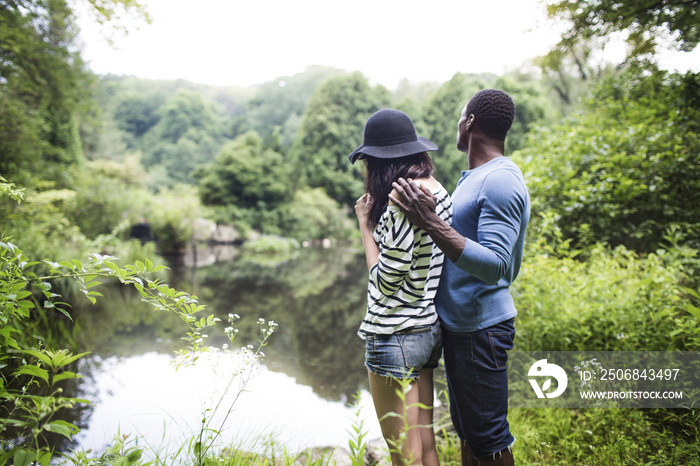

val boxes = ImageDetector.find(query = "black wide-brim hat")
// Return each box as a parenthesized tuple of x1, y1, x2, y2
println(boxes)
(348, 109, 438, 164)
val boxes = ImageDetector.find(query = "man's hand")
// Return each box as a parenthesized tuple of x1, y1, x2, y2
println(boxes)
(389, 178, 437, 229)
(390, 177, 466, 262)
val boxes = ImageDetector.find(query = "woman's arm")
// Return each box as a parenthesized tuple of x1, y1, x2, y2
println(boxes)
(355, 193, 379, 270)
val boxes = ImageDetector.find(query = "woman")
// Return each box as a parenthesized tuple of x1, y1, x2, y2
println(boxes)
(348, 109, 453, 466)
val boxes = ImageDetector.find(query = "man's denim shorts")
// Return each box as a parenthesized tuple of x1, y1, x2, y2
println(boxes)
(364, 320, 442, 379)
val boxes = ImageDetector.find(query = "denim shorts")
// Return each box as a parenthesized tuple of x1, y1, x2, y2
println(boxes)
(364, 320, 442, 379)
(442, 318, 516, 458)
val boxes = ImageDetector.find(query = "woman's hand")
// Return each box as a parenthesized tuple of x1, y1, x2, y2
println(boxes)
(355, 193, 372, 228)
(355, 193, 379, 269)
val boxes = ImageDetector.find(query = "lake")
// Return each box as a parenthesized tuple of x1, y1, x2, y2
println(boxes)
(65, 244, 388, 458)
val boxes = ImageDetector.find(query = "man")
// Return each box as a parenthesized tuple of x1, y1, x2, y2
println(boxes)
(390, 89, 530, 466)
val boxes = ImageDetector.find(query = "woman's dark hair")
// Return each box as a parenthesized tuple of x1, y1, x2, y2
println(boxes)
(363, 152, 434, 228)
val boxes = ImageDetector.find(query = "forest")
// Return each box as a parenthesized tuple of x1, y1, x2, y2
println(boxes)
(1, 0, 699, 464)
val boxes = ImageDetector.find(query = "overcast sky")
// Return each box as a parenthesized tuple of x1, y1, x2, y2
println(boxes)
(75, 0, 699, 90)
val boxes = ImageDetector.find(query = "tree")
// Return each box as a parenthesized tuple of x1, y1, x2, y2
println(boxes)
(290, 73, 392, 206)
(142, 89, 226, 183)
(112, 90, 161, 139)
(515, 69, 700, 252)
(282, 188, 355, 242)
(0, 0, 88, 187)
(246, 66, 346, 146)
(0, 1, 149, 188)
(196, 131, 292, 231)
(546, 0, 699, 63)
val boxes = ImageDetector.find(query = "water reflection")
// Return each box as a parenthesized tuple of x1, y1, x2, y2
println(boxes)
(70, 245, 380, 453)
(75, 352, 380, 454)
(170, 244, 371, 401)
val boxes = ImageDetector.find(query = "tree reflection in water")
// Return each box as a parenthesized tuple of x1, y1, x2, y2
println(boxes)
(67, 245, 375, 453)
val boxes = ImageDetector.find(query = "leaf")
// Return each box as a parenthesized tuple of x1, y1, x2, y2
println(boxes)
(126, 449, 144, 463)
(9, 282, 28, 292)
(56, 351, 90, 368)
(43, 420, 79, 438)
(14, 291, 32, 300)
(684, 303, 700, 320)
(17, 299, 34, 310)
(37, 450, 52, 466)
(13, 365, 49, 384)
(58, 260, 73, 269)
(21, 349, 52, 366)
(12, 449, 37, 466)
(54, 307, 74, 320)
(542, 378, 552, 392)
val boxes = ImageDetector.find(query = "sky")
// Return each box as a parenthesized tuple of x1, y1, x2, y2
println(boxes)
(75, 0, 699, 90)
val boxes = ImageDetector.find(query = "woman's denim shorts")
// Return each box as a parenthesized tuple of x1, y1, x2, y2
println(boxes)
(364, 320, 442, 379)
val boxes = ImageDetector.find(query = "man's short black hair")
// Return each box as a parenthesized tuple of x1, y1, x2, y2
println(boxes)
(466, 89, 515, 141)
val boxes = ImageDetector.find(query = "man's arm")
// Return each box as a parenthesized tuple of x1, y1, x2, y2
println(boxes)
(389, 178, 466, 263)
(391, 175, 527, 285)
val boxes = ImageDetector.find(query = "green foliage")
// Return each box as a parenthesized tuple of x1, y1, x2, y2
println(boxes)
(141, 89, 227, 184)
(534, 38, 608, 112)
(346, 392, 368, 466)
(546, 0, 700, 63)
(0, 93, 46, 188)
(197, 132, 291, 209)
(68, 433, 151, 466)
(0, 233, 219, 463)
(196, 131, 293, 234)
(516, 69, 700, 252)
(246, 66, 347, 147)
(112, 90, 161, 139)
(140, 184, 203, 253)
(0, 0, 91, 189)
(513, 218, 700, 353)
(0, 176, 24, 203)
(290, 72, 392, 205)
(510, 407, 700, 465)
(0, 347, 89, 466)
(282, 188, 355, 242)
(67, 156, 147, 238)
(0, 184, 88, 261)
(238, 236, 300, 267)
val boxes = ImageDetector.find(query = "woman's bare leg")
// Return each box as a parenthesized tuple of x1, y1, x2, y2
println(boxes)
(369, 371, 423, 465)
(417, 368, 440, 466)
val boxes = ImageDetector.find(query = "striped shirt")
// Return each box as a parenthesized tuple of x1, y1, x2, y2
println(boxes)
(359, 184, 453, 337)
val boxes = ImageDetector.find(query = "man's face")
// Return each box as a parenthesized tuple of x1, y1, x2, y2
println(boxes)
(456, 104, 471, 153)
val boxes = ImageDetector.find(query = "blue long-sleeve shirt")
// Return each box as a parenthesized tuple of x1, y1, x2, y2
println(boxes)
(435, 156, 530, 333)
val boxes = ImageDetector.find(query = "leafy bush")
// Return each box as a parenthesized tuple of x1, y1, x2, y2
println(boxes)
(516, 69, 700, 252)
(283, 187, 356, 242)
(513, 221, 699, 352)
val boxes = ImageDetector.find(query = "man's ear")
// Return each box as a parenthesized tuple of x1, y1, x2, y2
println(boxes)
(465, 114, 475, 130)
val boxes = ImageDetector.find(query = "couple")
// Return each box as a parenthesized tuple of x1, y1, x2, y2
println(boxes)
(350, 89, 531, 466)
